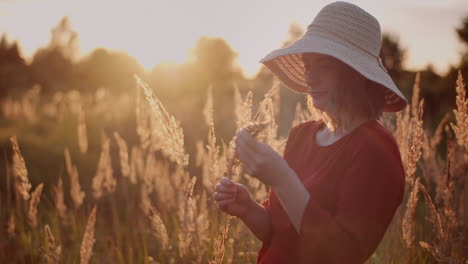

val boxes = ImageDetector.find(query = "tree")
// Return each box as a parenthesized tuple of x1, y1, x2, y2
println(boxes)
(75, 48, 144, 94)
(30, 17, 79, 94)
(281, 21, 305, 48)
(0, 35, 32, 98)
(456, 15, 468, 63)
(188, 36, 243, 85)
(379, 32, 406, 86)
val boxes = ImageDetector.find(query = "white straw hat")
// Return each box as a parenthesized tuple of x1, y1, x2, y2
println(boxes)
(259, 1, 407, 112)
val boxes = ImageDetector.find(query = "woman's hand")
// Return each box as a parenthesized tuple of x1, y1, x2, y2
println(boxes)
(213, 177, 254, 219)
(235, 128, 293, 187)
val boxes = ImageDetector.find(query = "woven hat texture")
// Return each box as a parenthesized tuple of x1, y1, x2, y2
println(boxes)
(259, 1, 407, 112)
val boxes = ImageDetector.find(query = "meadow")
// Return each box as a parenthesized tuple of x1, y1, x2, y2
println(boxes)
(0, 71, 466, 264)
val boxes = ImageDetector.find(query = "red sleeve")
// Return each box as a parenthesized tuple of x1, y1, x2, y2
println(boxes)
(258, 123, 302, 246)
(295, 139, 406, 263)
(260, 193, 272, 243)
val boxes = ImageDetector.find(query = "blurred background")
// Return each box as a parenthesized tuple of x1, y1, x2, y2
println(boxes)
(1, 0, 467, 162)
(0, 0, 468, 262)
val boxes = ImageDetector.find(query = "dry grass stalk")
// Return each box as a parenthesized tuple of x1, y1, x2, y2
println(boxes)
(80, 206, 97, 264)
(257, 98, 277, 147)
(421, 132, 444, 196)
(411, 72, 421, 119)
(69, 165, 85, 209)
(64, 148, 73, 177)
(92, 134, 115, 199)
(129, 146, 142, 184)
(201, 85, 224, 191)
(395, 74, 423, 173)
(44, 224, 62, 264)
(8, 213, 15, 237)
(54, 177, 67, 223)
(224, 88, 259, 179)
(10, 136, 31, 200)
(65, 148, 85, 209)
(406, 99, 424, 185)
(77, 105, 88, 154)
(177, 176, 198, 259)
(209, 215, 233, 264)
(234, 85, 253, 131)
(417, 180, 449, 255)
(195, 140, 206, 168)
(442, 136, 458, 232)
(153, 160, 180, 209)
(134, 75, 189, 167)
(402, 177, 420, 249)
(251, 85, 278, 123)
(176, 175, 208, 262)
(113, 132, 131, 179)
(432, 112, 450, 150)
(224, 121, 269, 179)
(421, 114, 451, 206)
(395, 110, 407, 161)
(270, 79, 281, 119)
(450, 71, 468, 151)
(136, 84, 151, 150)
(142, 152, 157, 195)
(251, 84, 286, 153)
(28, 183, 44, 227)
(149, 205, 170, 251)
(213, 95, 272, 263)
(418, 241, 451, 263)
(417, 177, 456, 264)
(211, 86, 279, 264)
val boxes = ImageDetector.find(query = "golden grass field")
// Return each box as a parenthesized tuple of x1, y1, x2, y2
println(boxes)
(0, 72, 466, 263)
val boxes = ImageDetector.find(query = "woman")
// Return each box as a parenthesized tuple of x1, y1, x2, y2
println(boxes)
(213, 2, 407, 263)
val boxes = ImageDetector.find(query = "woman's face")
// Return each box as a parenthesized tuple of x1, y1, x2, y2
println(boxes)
(302, 53, 363, 113)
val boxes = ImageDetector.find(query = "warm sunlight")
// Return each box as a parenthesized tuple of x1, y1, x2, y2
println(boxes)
(1, 0, 467, 263)
(1, 0, 467, 77)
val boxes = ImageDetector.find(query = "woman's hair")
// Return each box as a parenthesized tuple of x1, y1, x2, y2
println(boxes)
(307, 75, 387, 132)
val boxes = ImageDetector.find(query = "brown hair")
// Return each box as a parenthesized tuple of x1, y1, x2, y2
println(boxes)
(308, 75, 386, 131)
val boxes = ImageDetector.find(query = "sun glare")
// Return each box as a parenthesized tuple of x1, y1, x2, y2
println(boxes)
(0, 0, 465, 78)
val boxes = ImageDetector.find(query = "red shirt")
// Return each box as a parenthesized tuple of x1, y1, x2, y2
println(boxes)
(257, 119, 405, 264)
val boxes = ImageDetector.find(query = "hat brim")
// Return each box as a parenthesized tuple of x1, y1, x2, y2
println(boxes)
(259, 32, 408, 112)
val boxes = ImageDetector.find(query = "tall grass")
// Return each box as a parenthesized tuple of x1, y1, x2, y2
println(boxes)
(0, 71, 466, 263)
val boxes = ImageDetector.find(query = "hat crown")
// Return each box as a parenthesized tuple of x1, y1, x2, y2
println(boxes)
(258, 1, 408, 112)
(307, 1, 382, 57)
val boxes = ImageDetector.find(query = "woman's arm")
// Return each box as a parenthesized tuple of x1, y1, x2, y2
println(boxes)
(239, 199, 273, 243)
(272, 168, 311, 233)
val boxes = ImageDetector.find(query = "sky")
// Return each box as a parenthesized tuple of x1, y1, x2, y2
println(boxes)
(0, 0, 467, 78)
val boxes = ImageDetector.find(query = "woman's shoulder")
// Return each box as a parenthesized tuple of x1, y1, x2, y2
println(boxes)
(354, 120, 402, 159)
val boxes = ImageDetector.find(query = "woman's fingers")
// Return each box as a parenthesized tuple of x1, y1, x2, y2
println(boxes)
(213, 192, 235, 201)
(237, 129, 262, 154)
(215, 183, 236, 193)
(220, 177, 234, 187)
(216, 197, 236, 207)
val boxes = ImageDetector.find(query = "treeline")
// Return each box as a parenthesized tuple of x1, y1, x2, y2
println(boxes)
(0, 16, 468, 150)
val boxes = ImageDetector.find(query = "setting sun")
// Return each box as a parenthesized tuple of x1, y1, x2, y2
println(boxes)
(1, 0, 467, 78)
(1, 0, 467, 263)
